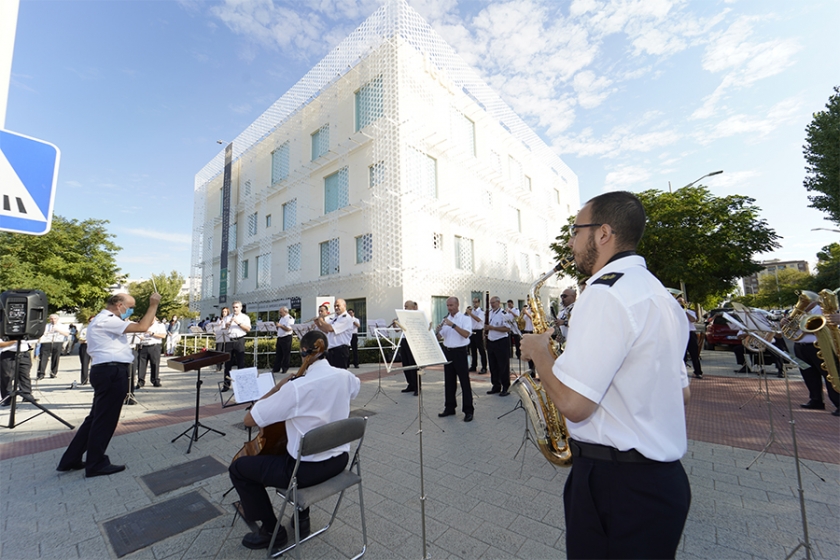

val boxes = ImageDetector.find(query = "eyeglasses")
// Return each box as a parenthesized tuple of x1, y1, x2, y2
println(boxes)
(560, 295, 569, 299)
(570, 223, 602, 236)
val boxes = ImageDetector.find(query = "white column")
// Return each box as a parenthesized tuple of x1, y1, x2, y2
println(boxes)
(0, 0, 21, 129)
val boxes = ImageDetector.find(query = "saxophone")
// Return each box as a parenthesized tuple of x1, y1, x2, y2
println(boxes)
(781, 290, 820, 341)
(510, 258, 574, 467)
(800, 289, 840, 392)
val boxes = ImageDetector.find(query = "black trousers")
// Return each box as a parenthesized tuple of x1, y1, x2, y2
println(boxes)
(564, 455, 691, 559)
(78, 343, 90, 384)
(469, 330, 487, 371)
(215, 341, 230, 371)
(59, 362, 129, 474)
(229, 451, 348, 529)
(522, 330, 535, 371)
(1, 349, 32, 399)
(510, 333, 521, 359)
(273, 336, 293, 373)
(686, 332, 702, 375)
(487, 338, 511, 391)
(225, 338, 247, 385)
(37, 342, 62, 378)
(400, 337, 418, 391)
(327, 345, 349, 369)
(442, 346, 473, 414)
(137, 344, 162, 384)
(796, 342, 839, 407)
(348, 334, 359, 368)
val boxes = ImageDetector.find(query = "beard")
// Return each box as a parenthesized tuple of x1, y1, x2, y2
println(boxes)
(573, 232, 598, 277)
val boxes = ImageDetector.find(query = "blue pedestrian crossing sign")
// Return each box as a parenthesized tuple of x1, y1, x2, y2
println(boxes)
(0, 128, 61, 235)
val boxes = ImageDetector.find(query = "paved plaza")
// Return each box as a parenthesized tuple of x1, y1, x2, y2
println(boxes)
(0, 346, 838, 559)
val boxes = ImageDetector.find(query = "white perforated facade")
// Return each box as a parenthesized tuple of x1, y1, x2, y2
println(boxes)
(190, 0, 579, 325)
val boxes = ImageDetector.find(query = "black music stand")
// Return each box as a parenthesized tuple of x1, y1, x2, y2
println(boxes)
(168, 350, 229, 453)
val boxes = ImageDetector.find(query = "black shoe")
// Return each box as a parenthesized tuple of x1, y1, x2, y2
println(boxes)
(354, 365, 359, 369)
(479, 368, 488, 374)
(221, 385, 230, 392)
(0, 400, 9, 407)
(36, 375, 44, 380)
(438, 410, 456, 417)
(832, 408, 840, 417)
(401, 387, 414, 393)
(86, 464, 126, 477)
(734, 366, 747, 373)
(694, 373, 703, 379)
(464, 413, 473, 422)
(56, 460, 85, 472)
(291, 514, 311, 538)
(152, 382, 162, 387)
(499, 390, 510, 397)
(21, 394, 39, 402)
(413, 391, 418, 396)
(801, 401, 826, 410)
(242, 526, 286, 550)
(49, 374, 57, 378)
(486, 388, 500, 394)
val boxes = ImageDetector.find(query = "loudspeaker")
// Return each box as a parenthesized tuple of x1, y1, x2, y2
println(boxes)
(0, 290, 48, 339)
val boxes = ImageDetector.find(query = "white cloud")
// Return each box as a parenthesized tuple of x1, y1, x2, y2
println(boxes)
(603, 164, 651, 191)
(573, 70, 613, 109)
(707, 170, 760, 189)
(698, 95, 802, 142)
(65, 180, 82, 188)
(125, 228, 193, 245)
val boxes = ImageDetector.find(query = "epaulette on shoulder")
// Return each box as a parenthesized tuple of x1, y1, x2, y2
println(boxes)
(592, 272, 624, 287)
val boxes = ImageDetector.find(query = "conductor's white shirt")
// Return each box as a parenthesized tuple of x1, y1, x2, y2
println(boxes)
(87, 310, 134, 365)
(250, 359, 361, 461)
(552, 254, 689, 462)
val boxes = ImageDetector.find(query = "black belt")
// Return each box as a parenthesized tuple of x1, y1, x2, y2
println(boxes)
(444, 345, 467, 351)
(92, 362, 130, 368)
(472, 329, 483, 332)
(570, 439, 658, 464)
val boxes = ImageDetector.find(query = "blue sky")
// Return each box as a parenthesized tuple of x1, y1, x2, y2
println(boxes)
(7, 0, 839, 284)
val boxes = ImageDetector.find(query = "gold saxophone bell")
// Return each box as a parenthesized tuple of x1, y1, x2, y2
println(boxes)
(800, 288, 840, 392)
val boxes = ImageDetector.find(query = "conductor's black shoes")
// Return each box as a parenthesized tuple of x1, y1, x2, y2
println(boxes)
(800, 400, 826, 410)
(438, 410, 456, 417)
(56, 461, 85, 472)
(464, 413, 473, 422)
(86, 464, 126, 477)
(400, 387, 414, 393)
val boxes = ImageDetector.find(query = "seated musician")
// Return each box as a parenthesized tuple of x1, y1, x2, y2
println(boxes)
(229, 330, 361, 550)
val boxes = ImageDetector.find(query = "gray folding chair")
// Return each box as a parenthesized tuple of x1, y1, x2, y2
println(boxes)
(268, 416, 368, 559)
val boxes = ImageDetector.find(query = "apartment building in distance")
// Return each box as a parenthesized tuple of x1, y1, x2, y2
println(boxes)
(742, 259, 810, 295)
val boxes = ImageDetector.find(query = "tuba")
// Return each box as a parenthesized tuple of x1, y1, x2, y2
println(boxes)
(800, 289, 840, 392)
(510, 258, 575, 467)
(781, 290, 820, 341)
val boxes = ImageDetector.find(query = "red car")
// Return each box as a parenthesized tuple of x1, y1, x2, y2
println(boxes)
(704, 310, 741, 349)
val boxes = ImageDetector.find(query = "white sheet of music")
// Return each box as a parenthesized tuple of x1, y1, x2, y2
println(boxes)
(395, 309, 446, 367)
(230, 367, 275, 403)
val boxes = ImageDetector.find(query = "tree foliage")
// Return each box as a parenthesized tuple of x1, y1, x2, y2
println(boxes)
(754, 268, 811, 308)
(128, 271, 190, 320)
(550, 187, 781, 308)
(807, 242, 840, 291)
(803, 86, 840, 224)
(0, 216, 122, 312)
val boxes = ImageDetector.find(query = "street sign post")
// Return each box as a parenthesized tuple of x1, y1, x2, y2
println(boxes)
(0, 128, 60, 235)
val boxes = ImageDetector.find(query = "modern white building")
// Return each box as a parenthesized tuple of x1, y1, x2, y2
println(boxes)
(190, 0, 580, 328)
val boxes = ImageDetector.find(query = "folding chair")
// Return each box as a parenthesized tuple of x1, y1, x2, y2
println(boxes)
(268, 416, 368, 559)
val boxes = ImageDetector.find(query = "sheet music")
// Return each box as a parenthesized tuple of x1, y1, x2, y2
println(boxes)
(291, 322, 314, 339)
(230, 367, 275, 403)
(395, 309, 446, 367)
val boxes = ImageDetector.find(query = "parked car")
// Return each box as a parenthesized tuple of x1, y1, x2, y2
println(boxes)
(704, 309, 741, 349)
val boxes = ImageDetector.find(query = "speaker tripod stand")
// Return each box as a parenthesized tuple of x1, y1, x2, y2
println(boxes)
(1, 341, 73, 430)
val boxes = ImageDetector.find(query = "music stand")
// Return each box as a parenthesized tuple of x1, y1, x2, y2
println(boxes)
(168, 350, 229, 453)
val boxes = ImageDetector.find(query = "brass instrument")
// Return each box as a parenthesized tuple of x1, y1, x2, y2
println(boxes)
(800, 289, 840, 392)
(510, 258, 575, 467)
(781, 290, 820, 341)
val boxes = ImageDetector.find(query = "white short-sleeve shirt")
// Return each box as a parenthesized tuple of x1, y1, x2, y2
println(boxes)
(552, 255, 689, 462)
(228, 313, 251, 339)
(325, 313, 354, 348)
(250, 359, 361, 461)
(486, 308, 511, 342)
(87, 310, 134, 365)
(277, 315, 295, 338)
(439, 313, 471, 348)
(469, 307, 485, 330)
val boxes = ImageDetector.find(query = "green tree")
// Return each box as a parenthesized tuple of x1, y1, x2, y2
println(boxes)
(754, 268, 811, 308)
(0, 216, 121, 312)
(128, 271, 190, 320)
(807, 242, 840, 291)
(550, 187, 781, 307)
(803, 86, 840, 224)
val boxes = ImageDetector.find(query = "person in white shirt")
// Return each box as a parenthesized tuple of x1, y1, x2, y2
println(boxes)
(229, 330, 361, 551)
(313, 298, 354, 369)
(136, 318, 167, 388)
(521, 191, 691, 558)
(57, 291, 161, 477)
(396, 300, 419, 394)
(506, 300, 523, 361)
(36, 315, 69, 379)
(347, 309, 361, 369)
(77, 318, 93, 385)
(435, 297, 474, 422)
(676, 295, 703, 379)
(213, 307, 231, 371)
(223, 301, 251, 392)
(272, 307, 295, 374)
(485, 296, 513, 395)
(0, 339, 34, 406)
(556, 288, 576, 344)
(468, 297, 488, 374)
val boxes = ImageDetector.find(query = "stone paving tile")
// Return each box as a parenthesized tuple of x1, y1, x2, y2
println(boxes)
(433, 527, 490, 559)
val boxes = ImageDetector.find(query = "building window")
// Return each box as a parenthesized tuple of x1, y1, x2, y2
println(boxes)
(219, 187, 223, 216)
(495, 242, 507, 266)
(451, 109, 475, 157)
(490, 150, 502, 175)
(248, 212, 257, 236)
(344, 298, 367, 334)
(515, 208, 522, 232)
(282, 199, 297, 231)
(407, 148, 437, 198)
(525, 175, 532, 191)
(311, 124, 329, 160)
(265, 214, 272, 228)
(271, 142, 290, 184)
(242, 259, 249, 280)
(369, 162, 384, 188)
(520, 252, 530, 276)
(288, 243, 301, 272)
(509, 156, 522, 187)
(256, 253, 271, 288)
(202, 274, 214, 299)
(324, 167, 349, 214)
(320, 238, 340, 276)
(554, 188, 560, 204)
(433, 232, 443, 250)
(356, 233, 373, 263)
(228, 222, 237, 249)
(244, 180, 252, 198)
(431, 296, 448, 327)
(355, 76, 383, 131)
(454, 235, 474, 271)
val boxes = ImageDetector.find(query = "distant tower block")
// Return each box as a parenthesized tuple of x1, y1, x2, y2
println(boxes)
(191, 0, 580, 326)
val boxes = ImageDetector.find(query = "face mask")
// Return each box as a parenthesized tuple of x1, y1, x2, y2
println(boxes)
(120, 307, 134, 320)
